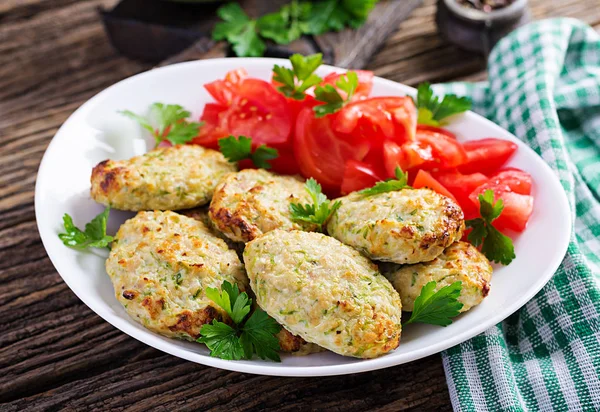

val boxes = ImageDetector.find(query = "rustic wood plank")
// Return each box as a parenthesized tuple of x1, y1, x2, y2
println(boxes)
(1, 0, 598, 410)
(314, 0, 423, 68)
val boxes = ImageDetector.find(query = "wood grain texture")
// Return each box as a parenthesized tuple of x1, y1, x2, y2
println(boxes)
(1, 0, 599, 410)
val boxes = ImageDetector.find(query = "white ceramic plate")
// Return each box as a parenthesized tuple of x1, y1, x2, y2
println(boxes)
(35, 58, 571, 377)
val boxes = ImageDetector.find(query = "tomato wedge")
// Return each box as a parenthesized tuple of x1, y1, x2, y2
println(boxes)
(333, 97, 417, 146)
(294, 108, 370, 191)
(458, 138, 518, 174)
(204, 68, 248, 105)
(383, 140, 430, 176)
(470, 183, 533, 232)
(413, 170, 458, 203)
(268, 148, 302, 175)
(434, 171, 489, 219)
(488, 168, 532, 195)
(414, 128, 467, 170)
(195, 77, 292, 148)
(416, 125, 457, 139)
(340, 160, 383, 195)
(321, 70, 374, 101)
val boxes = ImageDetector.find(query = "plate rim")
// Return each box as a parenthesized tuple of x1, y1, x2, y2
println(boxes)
(34, 57, 572, 377)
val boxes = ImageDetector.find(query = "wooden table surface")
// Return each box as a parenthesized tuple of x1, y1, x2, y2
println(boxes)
(1, 1, 599, 410)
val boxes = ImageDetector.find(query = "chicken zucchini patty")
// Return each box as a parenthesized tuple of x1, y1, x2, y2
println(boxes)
(106, 211, 248, 340)
(209, 169, 318, 243)
(179, 206, 245, 260)
(244, 230, 402, 359)
(91, 144, 235, 211)
(381, 241, 492, 312)
(327, 188, 464, 264)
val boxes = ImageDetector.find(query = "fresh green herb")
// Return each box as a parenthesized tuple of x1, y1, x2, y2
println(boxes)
(313, 71, 358, 117)
(212, 3, 266, 57)
(257, 0, 310, 45)
(404, 281, 463, 327)
(59, 207, 113, 250)
(218, 136, 279, 169)
(198, 281, 281, 361)
(359, 166, 409, 196)
(290, 178, 341, 229)
(120, 103, 203, 147)
(272, 53, 323, 100)
(466, 189, 516, 265)
(305, 0, 378, 35)
(414, 82, 471, 126)
(213, 1, 379, 57)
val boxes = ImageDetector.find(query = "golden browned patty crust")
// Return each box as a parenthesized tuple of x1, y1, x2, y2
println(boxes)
(276, 329, 324, 355)
(327, 188, 465, 264)
(209, 169, 318, 243)
(91, 144, 236, 211)
(381, 241, 493, 312)
(179, 206, 245, 260)
(106, 211, 248, 340)
(244, 230, 402, 359)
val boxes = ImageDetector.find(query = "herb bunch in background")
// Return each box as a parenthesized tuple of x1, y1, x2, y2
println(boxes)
(213, 1, 380, 57)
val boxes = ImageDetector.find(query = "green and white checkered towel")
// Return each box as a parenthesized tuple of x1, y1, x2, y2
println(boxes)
(436, 19, 600, 411)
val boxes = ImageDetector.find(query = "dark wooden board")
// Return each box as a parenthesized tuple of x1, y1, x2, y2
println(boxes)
(1, 0, 599, 410)
(103, 0, 423, 68)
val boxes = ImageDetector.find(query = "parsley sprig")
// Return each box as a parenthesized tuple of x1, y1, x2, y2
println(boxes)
(120, 103, 203, 147)
(218, 136, 279, 169)
(414, 82, 471, 126)
(290, 178, 341, 229)
(359, 166, 410, 196)
(273, 53, 323, 100)
(59, 207, 113, 250)
(466, 189, 516, 265)
(213, 1, 379, 57)
(313, 71, 358, 117)
(404, 281, 463, 327)
(305, 0, 378, 35)
(213, 3, 266, 57)
(198, 281, 282, 361)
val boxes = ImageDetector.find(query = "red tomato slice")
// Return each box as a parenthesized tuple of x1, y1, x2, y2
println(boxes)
(470, 183, 534, 232)
(489, 168, 532, 195)
(434, 171, 489, 219)
(382, 140, 431, 177)
(458, 138, 518, 174)
(416, 125, 457, 139)
(333, 97, 417, 145)
(225, 68, 248, 84)
(196, 77, 292, 148)
(415, 128, 467, 169)
(340, 160, 383, 195)
(294, 108, 370, 191)
(383, 141, 404, 177)
(204, 69, 247, 105)
(413, 170, 458, 203)
(269, 148, 302, 176)
(321, 70, 374, 101)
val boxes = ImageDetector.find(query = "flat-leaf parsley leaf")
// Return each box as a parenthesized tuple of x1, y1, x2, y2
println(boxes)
(59, 207, 113, 250)
(218, 136, 279, 169)
(404, 281, 463, 327)
(313, 71, 358, 117)
(466, 189, 516, 265)
(290, 178, 341, 229)
(272, 53, 323, 100)
(359, 166, 409, 196)
(198, 281, 281, 361)
(414, 82, 471, 126)
(120, 103, 203, 147)
(212, 3, 266, 57)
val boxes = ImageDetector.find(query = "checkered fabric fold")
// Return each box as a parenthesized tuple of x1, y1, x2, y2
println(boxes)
(435, 19, 600, 411)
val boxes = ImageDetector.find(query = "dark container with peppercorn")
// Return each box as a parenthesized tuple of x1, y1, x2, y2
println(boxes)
(436, 0, 530, 56)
